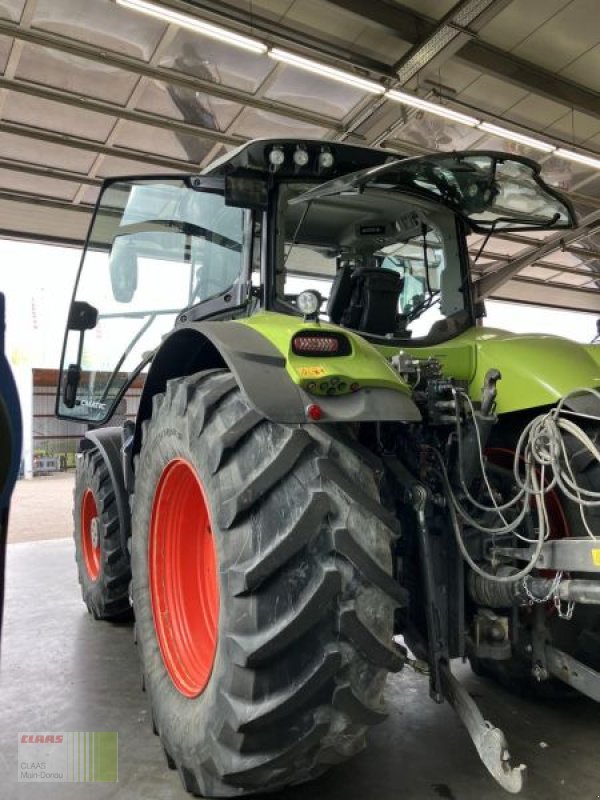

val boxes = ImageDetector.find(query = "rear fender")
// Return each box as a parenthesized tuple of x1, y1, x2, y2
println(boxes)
(133, 320, 420, 458)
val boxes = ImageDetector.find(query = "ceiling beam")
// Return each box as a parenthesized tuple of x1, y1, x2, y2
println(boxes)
(339, 0, 512, 148)
(0, 0, 37, 117)
(490, 277, 600, 314)
(0, 18, 343, 132)
(479, 231, 600, 260)
(392, 0, 512, 84)
(73, 22, 190, 204)
(176, 0, 392, 75)
(0, 157, 100, 186)
(471, 249, 598, 280)
(459, 40, 600, 121)
(475, 209, 600, 299)
(324, 0, 600, 120)
(0, 189, 92, 212)
(0, 75, 246, 147)
(0, 190, 92, 247)
(0, 119, 203, 171)
(569, 244, 600, 261)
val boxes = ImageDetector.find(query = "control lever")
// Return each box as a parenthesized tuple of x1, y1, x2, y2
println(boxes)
(481, 368, 501, 417)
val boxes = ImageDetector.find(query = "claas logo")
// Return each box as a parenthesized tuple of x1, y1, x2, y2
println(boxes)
(20, 735, 64, 744)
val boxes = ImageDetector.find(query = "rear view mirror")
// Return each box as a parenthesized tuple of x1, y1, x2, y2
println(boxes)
(225, 173, 268, 210)
(67, 300, 98, 331)
(62, 300, 98, 408)
(109, 237, 138, 303)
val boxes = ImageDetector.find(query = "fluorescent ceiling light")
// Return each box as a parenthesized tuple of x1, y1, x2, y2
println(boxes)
(385, 89, 480, 127)
(478, 122, 555, 153)
(555, 148, 600, 170)
(116, 0, 268, 54)
(269, 48, 385, 94)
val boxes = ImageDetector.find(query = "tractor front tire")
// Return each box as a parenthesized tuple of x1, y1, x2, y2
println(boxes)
(73, 448, 132, 620)
(131, 370, 405, 797)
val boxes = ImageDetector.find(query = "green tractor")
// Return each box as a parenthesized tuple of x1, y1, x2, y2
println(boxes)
(57, 139, 600, 796)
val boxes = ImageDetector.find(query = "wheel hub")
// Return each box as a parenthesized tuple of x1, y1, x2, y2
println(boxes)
(149, 458, 220, 698)
(90, 517, 99, 549)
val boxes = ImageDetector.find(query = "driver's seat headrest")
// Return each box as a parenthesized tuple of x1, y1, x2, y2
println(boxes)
(327, 265, 403, 336)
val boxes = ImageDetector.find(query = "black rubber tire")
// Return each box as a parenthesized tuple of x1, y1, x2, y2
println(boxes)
(131, 369, 405, 797)
(73, 448, 132, 620)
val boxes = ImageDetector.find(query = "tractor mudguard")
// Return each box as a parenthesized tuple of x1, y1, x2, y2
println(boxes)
(80, 427, 130, 557)
(133, 319, 421, 457)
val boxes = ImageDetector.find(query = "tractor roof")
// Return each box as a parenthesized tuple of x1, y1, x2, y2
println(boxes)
(202, 138, 400, 180)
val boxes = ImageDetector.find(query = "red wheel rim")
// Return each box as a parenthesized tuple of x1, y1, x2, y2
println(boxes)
(149, 458, 220, 698)
(81, 488, 101, 581)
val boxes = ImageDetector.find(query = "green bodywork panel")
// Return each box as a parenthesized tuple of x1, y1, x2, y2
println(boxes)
(238, 312, 412, 398)
(237, 314, 600, 415)
(378, 327, 600, 414)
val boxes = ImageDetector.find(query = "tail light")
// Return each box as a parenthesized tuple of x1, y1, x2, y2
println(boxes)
(292, 332, 351, 357)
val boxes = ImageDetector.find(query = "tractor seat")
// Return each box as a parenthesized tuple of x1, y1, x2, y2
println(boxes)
(327, 265, 403, 336)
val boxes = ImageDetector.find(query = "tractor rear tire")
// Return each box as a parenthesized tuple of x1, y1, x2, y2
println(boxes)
(73, 448, 132, 620)
(131, 369, 405, 797)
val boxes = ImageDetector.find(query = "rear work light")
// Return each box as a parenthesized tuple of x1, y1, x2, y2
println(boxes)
(292, 332, 351, 357)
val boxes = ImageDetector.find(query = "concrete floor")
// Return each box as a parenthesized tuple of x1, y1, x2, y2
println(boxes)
(8, 474, 75, 543)
(2, 493, 600, 799)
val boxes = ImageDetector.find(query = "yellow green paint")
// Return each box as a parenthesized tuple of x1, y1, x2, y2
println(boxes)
(236, 312, 600, 415)
(65, 732, 117, 783)
(236, 312, 411, 397)
(378, 326, 600, 413)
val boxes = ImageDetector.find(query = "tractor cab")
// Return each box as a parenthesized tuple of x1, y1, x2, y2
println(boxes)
(59, 141, 600, 800)
(56, 139, 575, 425)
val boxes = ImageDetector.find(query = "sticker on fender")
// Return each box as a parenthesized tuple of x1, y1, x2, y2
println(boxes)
(297, 366, 326, 378)
(592, 549, 600, 566)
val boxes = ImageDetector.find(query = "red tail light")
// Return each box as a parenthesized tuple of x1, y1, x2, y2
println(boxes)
(292, 332, 350, 357)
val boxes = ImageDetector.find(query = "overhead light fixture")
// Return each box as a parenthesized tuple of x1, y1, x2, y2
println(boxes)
(269, 48, 385, 95)
(115, 0, 268, 54)
(555, 148, 600, 170)
(385, 89, 480, 127)
(477, 122, 555, 153)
